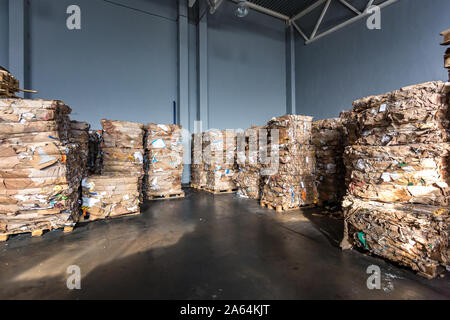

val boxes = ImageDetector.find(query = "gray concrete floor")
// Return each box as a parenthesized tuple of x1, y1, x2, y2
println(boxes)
(0, 188, 449, 300)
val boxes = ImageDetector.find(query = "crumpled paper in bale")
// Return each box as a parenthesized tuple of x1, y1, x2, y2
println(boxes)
(340, 81, 450, 277)
(0, 99, 84, 234)
(81, 175, 140, 221)
(206, 168, 236, 191)
(262, 174, 317, 208)
(191, 133, 206, 187)
(343, 82, 448, 146)
(341, 195, 449, 278)
(261, 115, 315, 209)
(145, 123, 184, 197)
(101, 119, 145, 178)
(232, 126, 266, 199)
(344, 144, 450, 206)
(0, 68, 19, 98)
(101, 119, 145, 149)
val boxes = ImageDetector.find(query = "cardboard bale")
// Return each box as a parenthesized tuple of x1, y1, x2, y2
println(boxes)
(261, 115, 316, 209)
(81, 175, 140, 221)
(0, 68, 19, 98)
(0, 99, 83, 235)
(312, 119, 346, 209)
(100, 119, 145, 178)
(341, 195, 449, 278)
(145, 123, 184, 197)
(340, 81, 450, 277)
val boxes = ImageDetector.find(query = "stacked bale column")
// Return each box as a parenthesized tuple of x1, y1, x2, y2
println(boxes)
(80, 119, 144, 221)
(233, 126, 265, 199)
(145, 124, 184, 199)
(0, 99, 83, 237)
(261, 115, 317, 211)
(340, 81, 450, 278)
(312, 119, 346, 212)
(203, 129, 237, 193)
(190, 133, 207, 189)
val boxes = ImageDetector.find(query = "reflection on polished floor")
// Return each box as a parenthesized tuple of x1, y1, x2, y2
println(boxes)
(0, 189, 449, 300)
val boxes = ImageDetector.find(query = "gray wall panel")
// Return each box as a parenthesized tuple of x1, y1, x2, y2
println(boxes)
(207, 0, 286, 130)
(0, 0, 8, 68)
(28, 0, 178, 129)
(295, 0, 450, 120)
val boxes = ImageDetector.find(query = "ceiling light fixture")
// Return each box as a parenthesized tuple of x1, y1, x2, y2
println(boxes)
(235, 0, 249, 18)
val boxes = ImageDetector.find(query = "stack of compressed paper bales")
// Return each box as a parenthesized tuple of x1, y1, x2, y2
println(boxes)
(101, 119, 145, 177)
(0, 67, 19, 98)
(0, 99, 83, 237)
(190, 133, 207, 189)
(312, 119, 346, 211)
(81, 119, 145, 221)
(260, 115, 317, 211)
(340, 81, 450, 278)
(145, 123, 184, 199)
(81, 175, 140, 221)
(233, 126, 265, 199)
(203, 129, 237, 193)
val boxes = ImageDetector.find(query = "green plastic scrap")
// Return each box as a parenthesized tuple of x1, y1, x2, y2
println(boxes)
(357, 232, 368, 249)
(398, 162, 407, 167)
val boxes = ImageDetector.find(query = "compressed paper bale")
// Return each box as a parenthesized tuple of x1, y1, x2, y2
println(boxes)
(145, 123, 184, 197)
(341, 195, 449, 277)
(146, 123, 183, 152)
(81, 175, 140, 221)
(101, 119, 144, 149)
(233, 167, 261, 199)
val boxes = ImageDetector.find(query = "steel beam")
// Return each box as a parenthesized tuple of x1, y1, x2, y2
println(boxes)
(305, 0, 399, 44)
(285, 25, 296, 115)
(198, 0, 209, 129)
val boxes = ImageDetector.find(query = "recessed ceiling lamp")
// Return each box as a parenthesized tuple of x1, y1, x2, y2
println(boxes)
(235, 0, 249, 18)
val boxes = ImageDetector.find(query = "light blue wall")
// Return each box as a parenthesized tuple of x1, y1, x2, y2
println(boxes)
(0, 0, 8, 68)
(295, 0, 450, 120)
(207, 0, 286, 130)
(28, 0, 178, 129)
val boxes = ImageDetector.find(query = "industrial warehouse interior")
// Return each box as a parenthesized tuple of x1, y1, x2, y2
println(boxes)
(0, 0, 450, 306)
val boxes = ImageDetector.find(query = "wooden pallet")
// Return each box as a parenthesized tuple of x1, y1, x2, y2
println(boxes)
(260, 200, 314, 212)
(0, 226, 74, 242)
(147, 191, 185, 201)
(78, 211, 140, 223)
(190, 183, 206, 190)
(202, 187, 238, 195)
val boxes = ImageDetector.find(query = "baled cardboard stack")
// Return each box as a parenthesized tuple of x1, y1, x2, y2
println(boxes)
(233, 126, 265, 199)
(145, 123, 184, 199)
(81, 176, 140, 221)
(0, 99, 83, 236)
(261, 115, 317, 210)
(340, 81, 450, 278)
(190, 133, 207, 188)
(101, 119, 145, 177)
(312, 119, 346, 210)
(203, 129, 237, 192)
(0, 67, 19, 98)
(81, 119, 145, 220)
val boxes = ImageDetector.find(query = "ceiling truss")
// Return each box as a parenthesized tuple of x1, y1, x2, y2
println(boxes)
(227, 0, 399, 44)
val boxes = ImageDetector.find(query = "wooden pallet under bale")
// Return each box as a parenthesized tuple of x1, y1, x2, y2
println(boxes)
(260, 200, 315, 213)
(0, 226, 74, 242)
(148, 190, 185, 201)
(204, 187, 237, 195)
(190, 183, 206, 190)
(78, 211, 140, 223)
